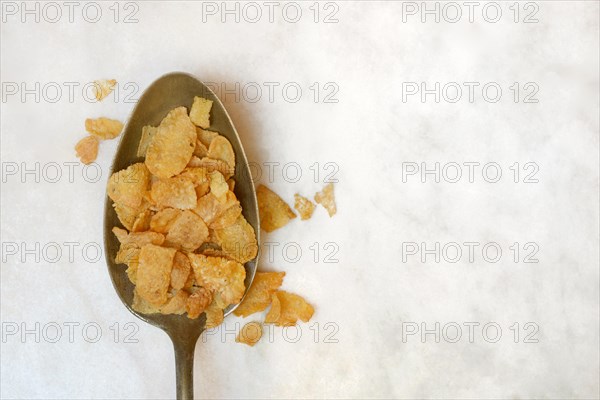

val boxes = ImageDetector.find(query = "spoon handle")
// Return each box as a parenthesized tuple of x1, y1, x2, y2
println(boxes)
(171, 335, 199, 400)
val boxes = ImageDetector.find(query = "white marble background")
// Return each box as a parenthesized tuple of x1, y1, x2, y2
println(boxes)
(1, 1, 599, 399)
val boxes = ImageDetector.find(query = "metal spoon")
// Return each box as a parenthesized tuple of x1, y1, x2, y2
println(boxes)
(103, 72, 260, 400)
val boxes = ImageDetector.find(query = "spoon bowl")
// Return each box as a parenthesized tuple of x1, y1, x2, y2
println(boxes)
(103, 72, 260, 400)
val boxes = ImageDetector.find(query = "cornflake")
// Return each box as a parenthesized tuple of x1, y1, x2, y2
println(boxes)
(107, 163, 150, 208)
(257, 185, 296, 232)
(136, 244, 176, 306)
(188, 254, 246, 306)
(75, 136, 99, 164)
(294, 194, 316, 220)
(213, 215, 258, 264)
(151, 176, 197, 209)
(234, 271, 285, 317)
(265, 291, 314, 327)
(85, 117, 123, 140)
(189, 96, 213, 128)
(93, 79, 117, 101)
(137, 126, 158, 158)
(164, 210, 209, 252)
(314, 183, 337, 217)
(236, 322, 263, 347)
(145, 107, 196, 179)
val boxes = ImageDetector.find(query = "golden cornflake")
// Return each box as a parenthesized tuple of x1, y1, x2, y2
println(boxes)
(113, 202, 140, 231)
(294, 193, 316, 220)
(75, 136, 99, 164)
(209, 171, 228, 200)
(93, 79, 117, 101)
(170, 252, 191, 290)
(112, 227, 164, 247)
(204, 301, 224, 328)
(159, 290, 189, 315)
(257, 184, 296, 232)
(186, 287, 212, 319)
(265, 291, 314, 327)
(131, 209, 153, 232)
(194, 140, 208, 158)
(151, 176, 197, 209)
(137, 125, 158, 158)
(150, 208, 181, 233)
(85, 117, 123, 140)
(264, 293, 281, 324)
(234, 271, 285, 317)
(189, 96, 213, 128)
(107, 163, 150, 208)
(145, 107, 196, 178)
(188, 254, 246, 307)
(187, 157, 233, 179)
(197, 128, 219, 147)
(236, 322, 263, 347)
(165, 210, 209, 252)
(210, 203, 242, 230)
(132, 290, 160, 314)
(193, 191, 237, 225)
(314, 183, 337, 217)
(207, 135, 235, 170)
(136, 244, 176, 306)
(213, 214, 258, 264)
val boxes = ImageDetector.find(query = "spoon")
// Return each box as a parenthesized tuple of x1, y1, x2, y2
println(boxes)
(103, 72, 260, 400)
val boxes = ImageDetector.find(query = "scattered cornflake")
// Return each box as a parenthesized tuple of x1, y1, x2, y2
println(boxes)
(314, 183, 337, 217)
(75, 135, 99, 164)
(257, 184, 296, 232)
(264, 291, 314, 327)
(93, 79, 117, 101)
(236, 322, 263, 346)
(85, 117, 123, 140)
(264, 293, 281, 324)
(294, 193, 316, 220)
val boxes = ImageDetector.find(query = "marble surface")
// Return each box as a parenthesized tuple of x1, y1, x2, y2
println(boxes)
(1, 1, 599, 399)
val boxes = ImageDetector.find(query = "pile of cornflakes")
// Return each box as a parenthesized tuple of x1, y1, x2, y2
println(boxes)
(107, 89, 336, 345)
(109, 97, 260, 328)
